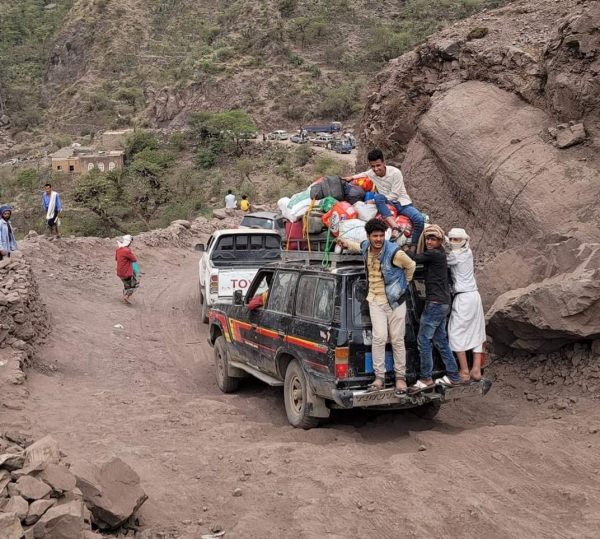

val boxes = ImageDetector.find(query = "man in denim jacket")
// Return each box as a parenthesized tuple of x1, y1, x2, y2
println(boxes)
(338, 218, 415, 396)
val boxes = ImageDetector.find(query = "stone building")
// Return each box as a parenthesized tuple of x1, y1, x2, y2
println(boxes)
(51, 147, 125, 173)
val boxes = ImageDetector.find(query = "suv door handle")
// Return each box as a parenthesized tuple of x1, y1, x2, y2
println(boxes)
(252, 324, 257, 330)
(278, 331, 285, 337)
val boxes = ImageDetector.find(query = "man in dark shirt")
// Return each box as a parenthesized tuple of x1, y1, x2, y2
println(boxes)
(405, 225, 463, 391)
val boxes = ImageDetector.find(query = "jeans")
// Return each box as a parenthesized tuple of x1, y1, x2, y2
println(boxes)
(373, 193, 425, 246)
(417, 302, 461, 382)
(369, 300, 407, 380)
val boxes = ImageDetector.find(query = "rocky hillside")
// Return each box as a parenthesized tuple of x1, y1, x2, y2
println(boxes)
(357, 0, 600, 353)
(0, 0, 510, 143)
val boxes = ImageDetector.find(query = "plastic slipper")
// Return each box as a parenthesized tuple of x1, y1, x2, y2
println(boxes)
(409, 380, 434, 394)
(435, 375, 462, 387)
(394, 387, 408, 397)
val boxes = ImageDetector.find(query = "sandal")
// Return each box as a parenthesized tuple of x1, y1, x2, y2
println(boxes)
(470, 371, 482, 382)
(365, 379, 385, 393)
(409, 380, 434, 394)
(390, 227, 402, 242)
(394, 379, 408, 397)
(435, 375, 462, 387)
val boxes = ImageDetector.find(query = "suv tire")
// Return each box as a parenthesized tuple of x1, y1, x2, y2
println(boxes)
(214, 336, 240, 393)
(284, 360, 320, 430)
(412, 401, 441, 420)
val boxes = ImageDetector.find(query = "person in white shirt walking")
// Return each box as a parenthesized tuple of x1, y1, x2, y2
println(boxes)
(224, 190, 237, 210)
(343, 149, 424, 249)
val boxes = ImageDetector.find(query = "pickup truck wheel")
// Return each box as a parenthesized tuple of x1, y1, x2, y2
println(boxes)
(201, 293, 209, 324)
(284, 360, 320, 430)
(214, 337, 239, 393)
(412, 401, 442, 420)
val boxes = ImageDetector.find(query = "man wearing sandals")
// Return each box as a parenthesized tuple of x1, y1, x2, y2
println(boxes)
(404, 225, 464, 392)
(342, 149, 424, 251)
(338, 219, 416, 396)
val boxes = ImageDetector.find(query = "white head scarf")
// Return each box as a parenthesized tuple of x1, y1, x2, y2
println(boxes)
(448, 228, 470, 252)
(118, 234, 133, 248)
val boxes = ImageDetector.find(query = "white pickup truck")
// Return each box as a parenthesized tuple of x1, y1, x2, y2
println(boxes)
(196, 229, 282, 323)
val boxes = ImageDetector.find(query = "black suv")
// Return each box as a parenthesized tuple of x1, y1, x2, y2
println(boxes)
(207, 253, 491, 429)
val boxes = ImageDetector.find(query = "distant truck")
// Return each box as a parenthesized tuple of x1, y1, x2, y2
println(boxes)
(301, 122, 342, 134)
(196, 229, 281, 323)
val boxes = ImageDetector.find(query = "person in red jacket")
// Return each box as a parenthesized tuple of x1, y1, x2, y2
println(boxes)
(115, 235, 139, 304)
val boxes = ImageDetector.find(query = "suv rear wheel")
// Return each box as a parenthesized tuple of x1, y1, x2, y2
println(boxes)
(412, 401, 441, 420)
(284, 360, 320, 430)
(214, 336, 239, 393)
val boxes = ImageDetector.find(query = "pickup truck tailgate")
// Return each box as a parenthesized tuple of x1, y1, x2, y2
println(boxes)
(218, 269, 259, 297)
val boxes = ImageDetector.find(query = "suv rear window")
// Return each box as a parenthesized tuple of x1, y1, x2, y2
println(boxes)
(352, 279, 371, 327)
(240, 216, 272, 229)
(267, 271, 297, 314)
(295, 276, 336, 322)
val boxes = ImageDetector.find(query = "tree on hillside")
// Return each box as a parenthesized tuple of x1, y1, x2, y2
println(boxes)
(188, 110, 256, 157)
(125, 131, 159, 159)
(72, 170, 127, 233)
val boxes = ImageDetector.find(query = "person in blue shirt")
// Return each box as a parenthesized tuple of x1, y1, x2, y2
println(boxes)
(42, 183, 62, 238)
(0, 205, 17, 260)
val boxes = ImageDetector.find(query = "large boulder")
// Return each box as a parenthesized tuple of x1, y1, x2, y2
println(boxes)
(15, 476, 52, 501)
(69, 458, 147, 530)
(356, 0, 600, 353)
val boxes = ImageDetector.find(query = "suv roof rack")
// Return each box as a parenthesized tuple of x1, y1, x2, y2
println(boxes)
(281, 250, 363, 268)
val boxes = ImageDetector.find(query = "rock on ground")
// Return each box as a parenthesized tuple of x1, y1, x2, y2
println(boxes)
(70, 457, 147, 529)
(33, 500, 88, 539)
(0, 512, 23, 539)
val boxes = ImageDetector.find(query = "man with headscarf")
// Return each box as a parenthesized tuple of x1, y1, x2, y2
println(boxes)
(115, 234, 139, 304)
(404, 224, 462, 391)
(0, 205, 17, 261)
(447, 228, 486, 381)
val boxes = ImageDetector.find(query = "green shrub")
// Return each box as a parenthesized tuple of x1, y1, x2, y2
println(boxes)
(126, 131, 159, 158)
(314, 156, 345, 176)
(294, 145, 313, 167)
(170, 132, 186, 152)
(196, 149, 216, 169)
(52, 135, 72, 150)
(17, 168, 39, 191)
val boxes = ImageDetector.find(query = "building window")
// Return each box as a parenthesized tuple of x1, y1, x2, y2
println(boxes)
(108, 162, 115, 171)
(69, 165, 75, 172)
(87, 163, 94, 171)
(98, 162, 105, 172)
(57, 165, 62, 171)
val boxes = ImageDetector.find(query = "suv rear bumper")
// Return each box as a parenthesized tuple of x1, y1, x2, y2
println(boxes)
(330, 379, 492, 409)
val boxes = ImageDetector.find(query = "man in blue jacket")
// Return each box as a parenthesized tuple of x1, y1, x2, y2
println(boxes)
(338, 219, 416, 395)
(0, 205, 17, 261)
(42, 183, 62, 237)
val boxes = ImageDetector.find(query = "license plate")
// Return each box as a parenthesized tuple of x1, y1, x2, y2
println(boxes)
(442, 382, 485, 401)
(353, 389, 399, 407)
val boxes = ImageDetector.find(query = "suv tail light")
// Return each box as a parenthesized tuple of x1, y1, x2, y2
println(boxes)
(335, 347, 349, 378)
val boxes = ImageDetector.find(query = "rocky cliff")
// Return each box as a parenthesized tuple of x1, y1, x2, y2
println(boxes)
(357, 0, 600, 352)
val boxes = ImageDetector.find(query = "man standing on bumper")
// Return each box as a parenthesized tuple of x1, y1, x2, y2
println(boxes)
(404, 224, 462, 391)
(42, 183, 62, 238)
(343, 149, 424, 249)
(338, 219, 416, 396)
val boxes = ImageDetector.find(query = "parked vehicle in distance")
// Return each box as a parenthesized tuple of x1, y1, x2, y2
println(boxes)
(312, 134, 334, 147)
(342, 133, 356, 149)
(333, 140, 352, 154)
(268, 130, 289, 140)
(239, 212, 286, 233)
(238, 131, 258, 139)
(290, 133, 309, 144)
(301, 122, 342, 134)
(196, 229, 281, 323)
(208, 253, 492, 429)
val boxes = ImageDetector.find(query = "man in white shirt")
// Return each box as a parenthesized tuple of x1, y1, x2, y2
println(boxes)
(225, 190, 237, 210)
(344, 149, 424, 249)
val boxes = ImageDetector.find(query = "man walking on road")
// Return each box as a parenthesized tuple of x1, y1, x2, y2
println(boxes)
(404, 224, 463, 392)
(0, 205, 17, 261)
(338, 218, 416, 396)
(116, 234, 140, 304)
(343, 149, 424, 249)
(42, 183, 62, 238)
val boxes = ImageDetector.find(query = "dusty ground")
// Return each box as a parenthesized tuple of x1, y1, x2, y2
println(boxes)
(3, 236, 600, 539)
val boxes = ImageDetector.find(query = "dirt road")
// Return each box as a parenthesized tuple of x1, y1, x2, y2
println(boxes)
(6, 237, 600, 538)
